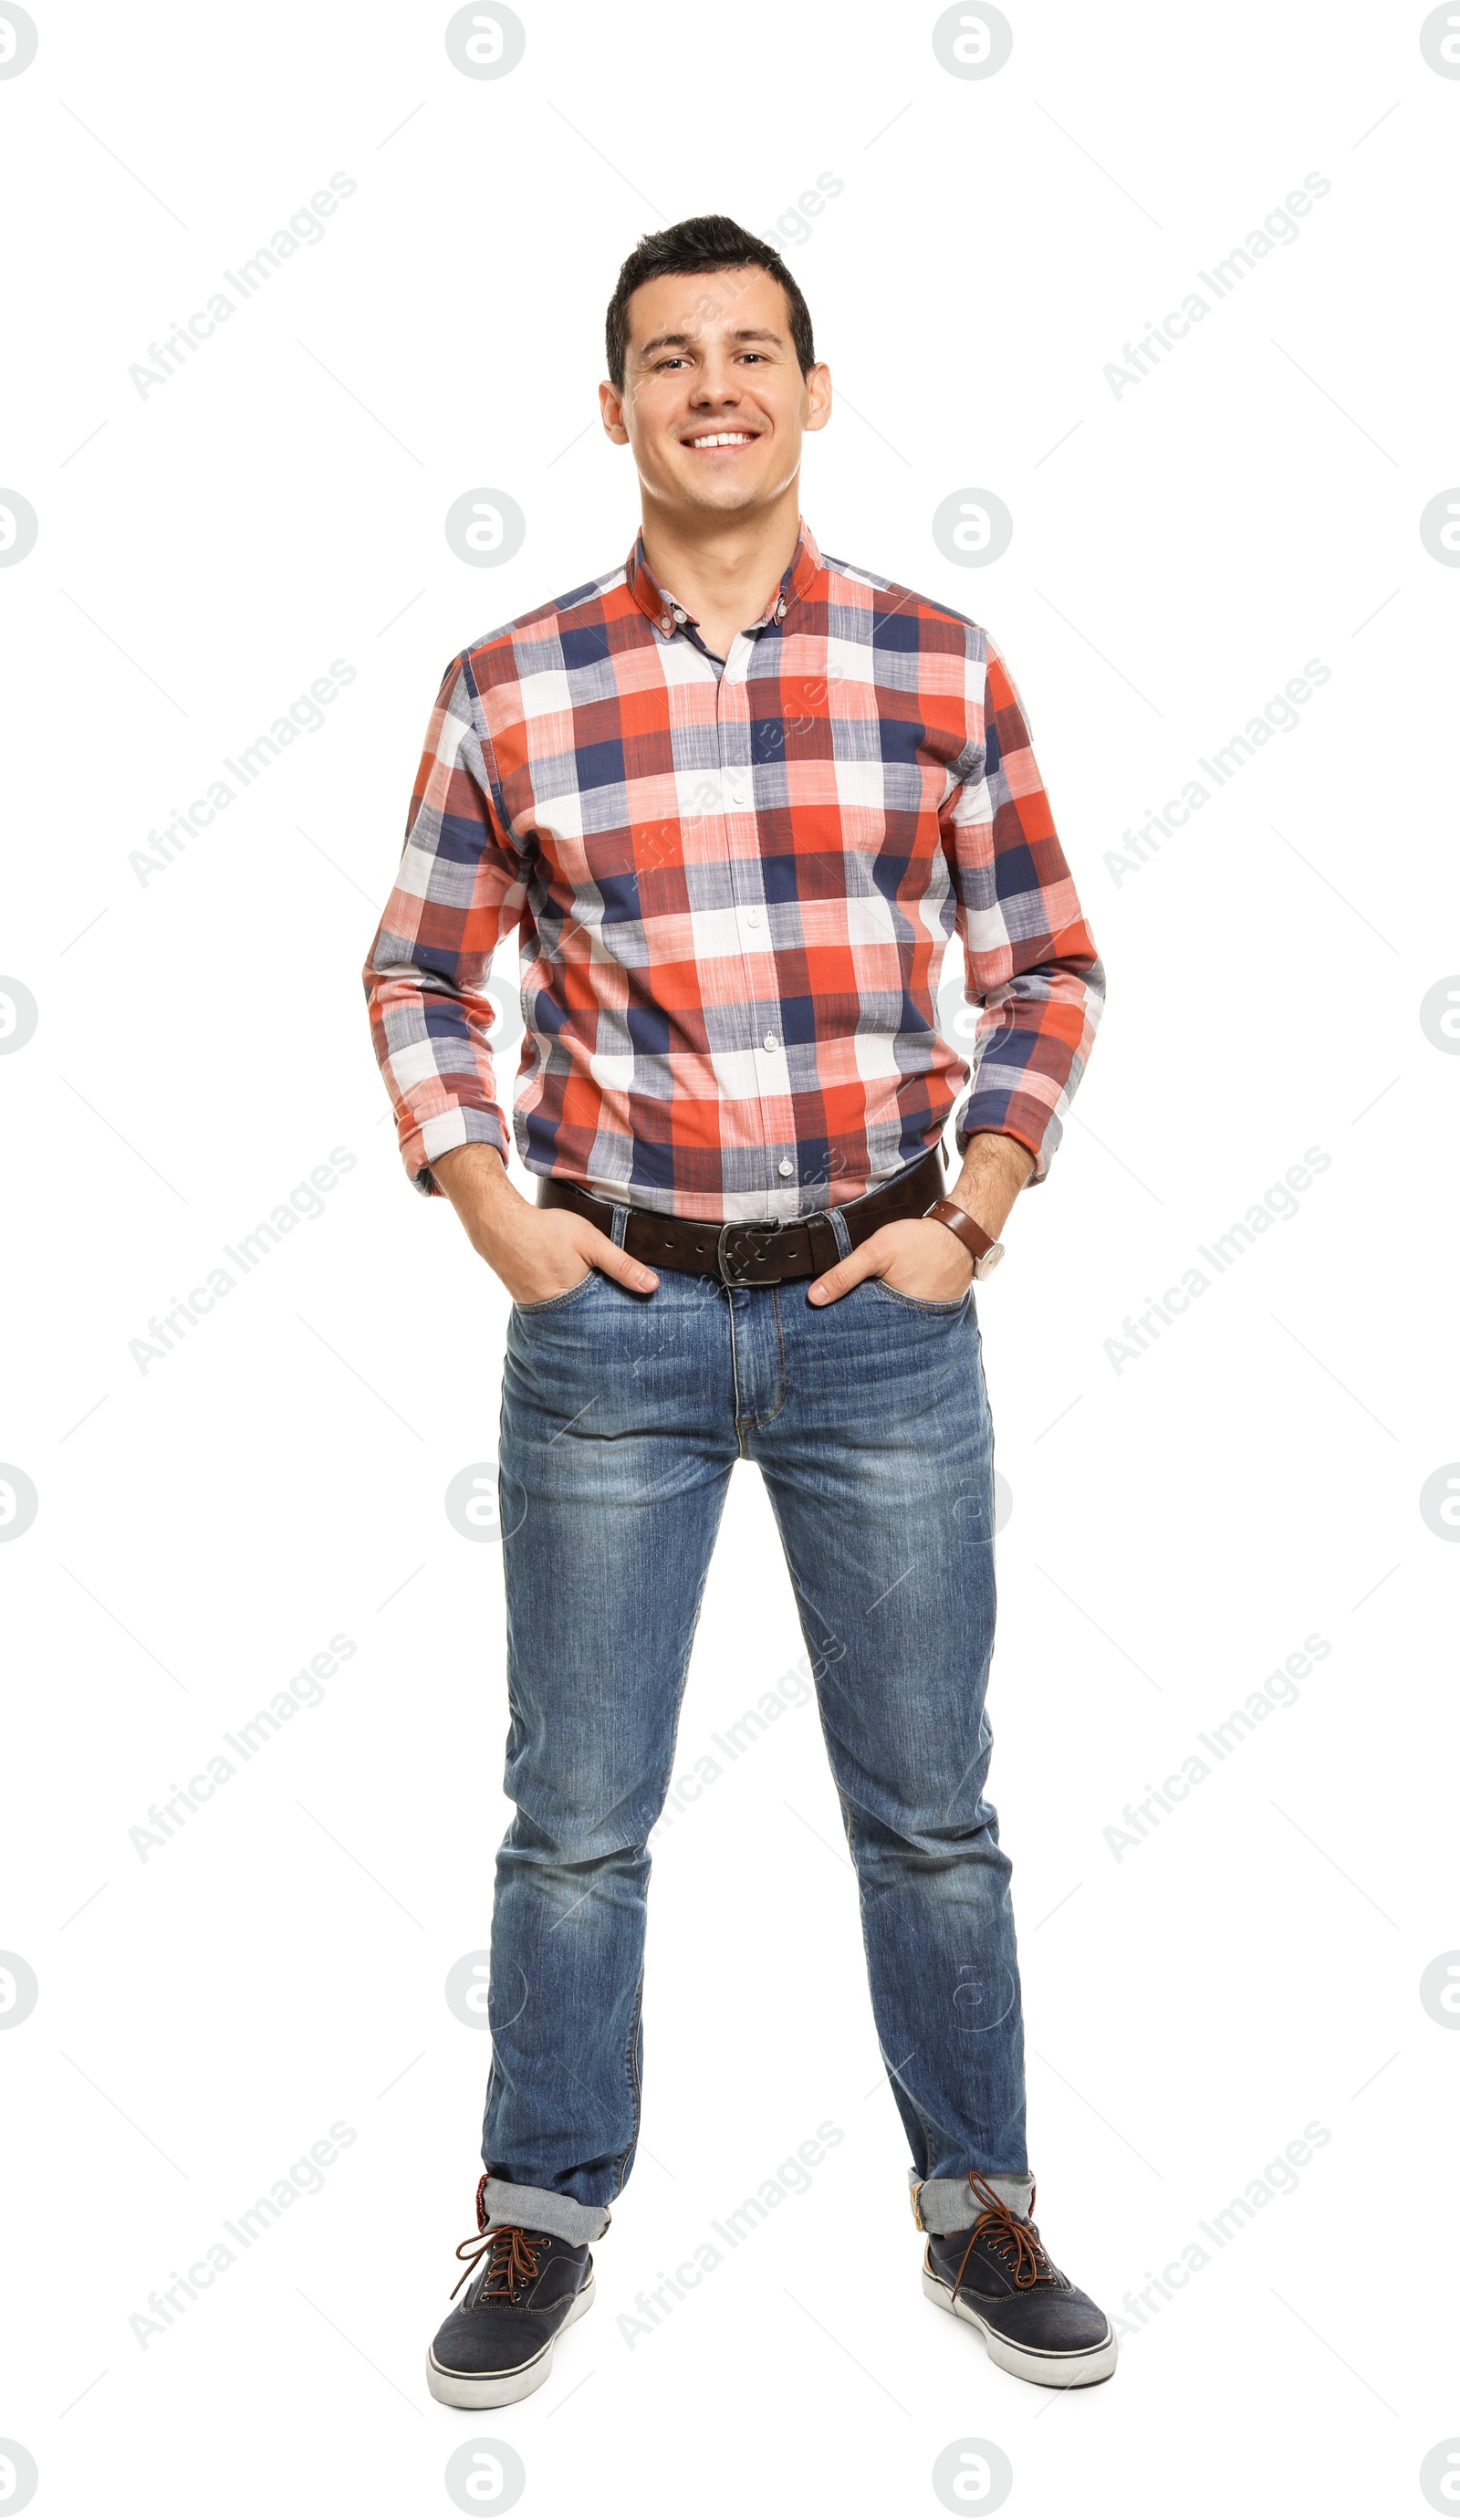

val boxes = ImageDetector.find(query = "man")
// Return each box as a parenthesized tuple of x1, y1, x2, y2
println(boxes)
(364, 214, 1113, 2406)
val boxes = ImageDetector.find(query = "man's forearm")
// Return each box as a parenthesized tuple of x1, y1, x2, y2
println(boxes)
(948, 1133, 1037, 1239)
(432, 1142, 527, 1258)
(433, 1140, 516, 1208)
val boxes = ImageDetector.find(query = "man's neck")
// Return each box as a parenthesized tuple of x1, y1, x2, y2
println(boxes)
(638, 481, 802, 661)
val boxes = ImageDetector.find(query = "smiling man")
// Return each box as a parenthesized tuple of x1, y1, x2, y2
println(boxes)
(364, 213, 1112, 2407)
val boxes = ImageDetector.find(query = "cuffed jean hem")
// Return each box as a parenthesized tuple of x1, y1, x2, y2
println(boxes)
(910, 2170, 1035, 2234)
(482, 2177, 612, 2245)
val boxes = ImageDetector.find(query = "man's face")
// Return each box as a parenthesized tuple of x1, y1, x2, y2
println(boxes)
(600, 265, 831, 520)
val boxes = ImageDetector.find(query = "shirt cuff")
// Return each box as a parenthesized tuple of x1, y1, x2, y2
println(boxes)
(401, 1103, 508, 1197)
(954, 1099, 1056, 1186)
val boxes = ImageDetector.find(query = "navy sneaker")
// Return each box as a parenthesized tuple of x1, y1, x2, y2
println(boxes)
(427, 2181, 595, 2409)
(922, 2175, 1116, 2389)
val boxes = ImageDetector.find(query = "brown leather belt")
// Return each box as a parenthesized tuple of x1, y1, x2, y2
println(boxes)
(537, 1147, 946, 1288)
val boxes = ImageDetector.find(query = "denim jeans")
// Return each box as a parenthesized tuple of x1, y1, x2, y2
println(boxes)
(478, 1204, 1031, 2244)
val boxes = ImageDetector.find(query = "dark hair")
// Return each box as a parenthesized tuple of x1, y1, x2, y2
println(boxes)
(605, 214, 816, 390)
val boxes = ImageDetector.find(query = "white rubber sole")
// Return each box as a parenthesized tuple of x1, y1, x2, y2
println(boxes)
(922, 2265, 1118, 2389)
(426, 2271, 596, 2409)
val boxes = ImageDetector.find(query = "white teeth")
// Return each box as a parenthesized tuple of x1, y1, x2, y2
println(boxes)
(687, 432, 755, 448)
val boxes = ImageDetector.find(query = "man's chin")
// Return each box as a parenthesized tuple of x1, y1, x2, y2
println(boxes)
(665, 464, 785, 515)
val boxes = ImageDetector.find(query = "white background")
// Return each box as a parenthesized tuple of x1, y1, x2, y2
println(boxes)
(3, 3, 1458, 2515)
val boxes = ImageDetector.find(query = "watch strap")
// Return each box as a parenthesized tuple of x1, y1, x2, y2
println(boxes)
(923, 1196, 996, 1263)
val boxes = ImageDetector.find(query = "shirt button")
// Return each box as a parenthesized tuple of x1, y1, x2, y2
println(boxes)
(660, 614, 673, 634)
(732, 788, 747, 806)
(778, 1158, 795, 1177)
(746, 907, 761, 926)
(762, 1032, 777, 1051)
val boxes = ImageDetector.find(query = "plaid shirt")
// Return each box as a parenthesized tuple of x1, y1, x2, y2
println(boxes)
(364, 521, 1103, 1223)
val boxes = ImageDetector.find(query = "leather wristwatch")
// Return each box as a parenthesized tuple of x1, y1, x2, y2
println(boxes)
(923, 1195, 1006, 1281)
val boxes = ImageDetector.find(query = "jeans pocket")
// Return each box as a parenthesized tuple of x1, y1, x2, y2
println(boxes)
(512, 1269, 599, 1318)
(869, 1276, 973, 1317)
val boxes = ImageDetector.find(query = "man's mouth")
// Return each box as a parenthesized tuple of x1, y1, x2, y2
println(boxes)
(683, 431, 759, 451)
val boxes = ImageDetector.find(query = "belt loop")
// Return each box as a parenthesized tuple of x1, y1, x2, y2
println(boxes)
(828, 1202, 852, 1260)
(610, 1203, 630, 1249)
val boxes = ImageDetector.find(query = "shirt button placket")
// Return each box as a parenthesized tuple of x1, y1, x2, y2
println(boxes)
(717, 659, 779, 1203)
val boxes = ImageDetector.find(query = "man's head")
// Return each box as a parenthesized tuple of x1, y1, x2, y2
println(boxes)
(600, 214, 830, 522)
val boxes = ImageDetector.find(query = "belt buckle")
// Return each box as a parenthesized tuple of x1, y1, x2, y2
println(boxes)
(717, 1220, 782, 1287)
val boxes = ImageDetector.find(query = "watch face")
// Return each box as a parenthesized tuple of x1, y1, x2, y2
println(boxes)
(973, 1240, 1006, 1280)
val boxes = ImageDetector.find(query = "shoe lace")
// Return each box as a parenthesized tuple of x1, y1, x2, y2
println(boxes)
(951, 2171, 1056, 2296)
(449, 2177, 542, 2305)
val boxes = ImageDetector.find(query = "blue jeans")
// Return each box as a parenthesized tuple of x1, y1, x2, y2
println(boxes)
(479, 1208, 1030, 2243)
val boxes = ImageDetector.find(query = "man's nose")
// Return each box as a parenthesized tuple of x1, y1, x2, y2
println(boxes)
(691, 361, 741, 403)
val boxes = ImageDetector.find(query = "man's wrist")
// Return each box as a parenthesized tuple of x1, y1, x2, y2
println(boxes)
(923, 1198, 994, 1279)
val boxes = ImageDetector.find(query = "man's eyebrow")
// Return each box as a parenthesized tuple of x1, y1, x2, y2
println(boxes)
(634, 324, 789, 359)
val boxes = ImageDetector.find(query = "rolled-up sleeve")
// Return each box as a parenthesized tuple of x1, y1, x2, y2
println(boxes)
(940, 638, 1105, 1183)
(363, 654, 528, 1197)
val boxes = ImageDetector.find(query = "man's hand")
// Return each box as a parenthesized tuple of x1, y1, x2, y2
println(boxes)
(432, 1145, 659, 1304)
(808, 1133, 1036, 1306)
(808, 1214, 975, 1305)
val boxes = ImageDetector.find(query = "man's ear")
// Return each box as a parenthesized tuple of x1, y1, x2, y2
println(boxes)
(803, 363, 833, 436)
(599, 379, 630, 445)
